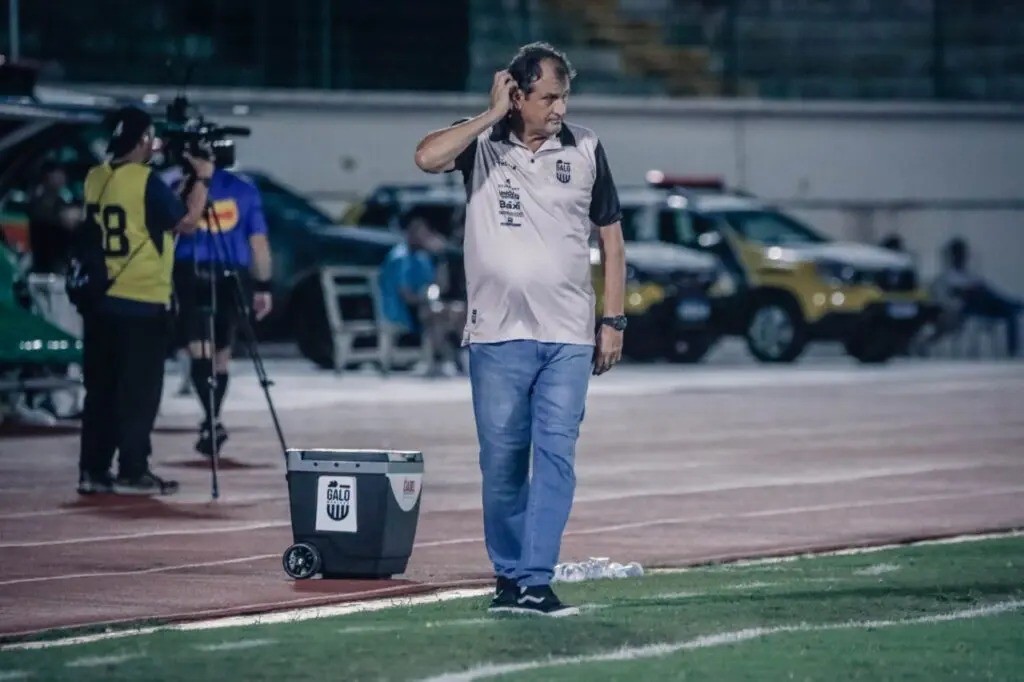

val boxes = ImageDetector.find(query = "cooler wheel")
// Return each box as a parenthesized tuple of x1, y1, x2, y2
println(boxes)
(283, 542, 321, 579)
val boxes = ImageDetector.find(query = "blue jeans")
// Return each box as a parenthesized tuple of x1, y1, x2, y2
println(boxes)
(469, 341, 592, 587)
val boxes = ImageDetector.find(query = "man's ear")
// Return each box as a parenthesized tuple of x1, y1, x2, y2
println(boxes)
(511, 86, 524, 110)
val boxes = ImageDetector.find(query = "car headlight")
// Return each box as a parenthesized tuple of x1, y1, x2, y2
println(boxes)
(815, 259, 861, 286)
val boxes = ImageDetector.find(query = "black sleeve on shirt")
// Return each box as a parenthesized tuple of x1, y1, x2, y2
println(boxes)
(443, 117, 478, 200)
(444, 118, 478, 176)
(589, 140, 622, 227)
(144, 172, 187, 251)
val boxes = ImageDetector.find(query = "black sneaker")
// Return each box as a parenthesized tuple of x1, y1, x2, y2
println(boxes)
(114, 470, 179, 496)
(195, 422, 228, 457)
(487, 576, 519, 612)
(505, 585, 579, 618)
(77, 471, 115, 495)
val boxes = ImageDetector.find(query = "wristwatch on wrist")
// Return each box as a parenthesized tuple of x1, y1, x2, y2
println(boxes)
(601, 315, 628, 331)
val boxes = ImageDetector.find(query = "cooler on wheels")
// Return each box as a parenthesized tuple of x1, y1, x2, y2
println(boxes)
(282, 449, 424, 580)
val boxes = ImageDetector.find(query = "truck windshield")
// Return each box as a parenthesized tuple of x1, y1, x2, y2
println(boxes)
(712, 210, 827, 245)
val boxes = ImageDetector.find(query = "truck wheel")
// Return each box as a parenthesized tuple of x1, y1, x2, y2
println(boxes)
(745, 295, 807, 363)
(844, 333, 902, 364)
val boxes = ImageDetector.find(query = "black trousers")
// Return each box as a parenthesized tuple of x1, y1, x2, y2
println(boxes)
(173, 262, 245, 351)
(79, 311, 168, 479)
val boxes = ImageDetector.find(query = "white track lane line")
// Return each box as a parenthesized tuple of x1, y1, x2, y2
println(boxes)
(561, 486, 1024, 539)
(0, 522, 288, 549)
(0, 554, 278, 587)
(0, 492, 286, 520)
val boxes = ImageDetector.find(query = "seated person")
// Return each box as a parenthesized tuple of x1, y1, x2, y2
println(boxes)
(923, 238, 1022, 356)
(378, 212, 465, 375)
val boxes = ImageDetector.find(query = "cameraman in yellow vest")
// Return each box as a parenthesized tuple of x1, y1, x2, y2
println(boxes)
(77, 106, 213, 496)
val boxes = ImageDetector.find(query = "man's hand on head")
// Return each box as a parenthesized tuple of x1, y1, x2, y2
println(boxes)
(489, 70, 516, 118)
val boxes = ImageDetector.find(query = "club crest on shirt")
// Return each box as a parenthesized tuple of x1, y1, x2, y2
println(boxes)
(555, 160, 571, 184)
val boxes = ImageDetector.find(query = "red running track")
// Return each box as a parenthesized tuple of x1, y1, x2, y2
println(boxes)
(2, 362, 1023, 640)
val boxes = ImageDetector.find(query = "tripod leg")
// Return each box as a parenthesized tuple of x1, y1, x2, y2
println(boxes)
(200, 271, 221, 500)
(226, 272, 289, 459)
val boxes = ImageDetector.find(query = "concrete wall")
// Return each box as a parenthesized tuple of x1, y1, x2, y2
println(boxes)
(86, 86, 1024, 296)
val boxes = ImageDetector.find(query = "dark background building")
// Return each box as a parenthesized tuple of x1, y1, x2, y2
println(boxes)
(2, 0, 1023, 100)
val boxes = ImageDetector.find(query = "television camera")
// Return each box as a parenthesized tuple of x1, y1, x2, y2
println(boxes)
(161, 93, 251, 170)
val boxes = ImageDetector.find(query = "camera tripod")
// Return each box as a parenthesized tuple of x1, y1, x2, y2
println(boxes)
(192, 191, 288, 499)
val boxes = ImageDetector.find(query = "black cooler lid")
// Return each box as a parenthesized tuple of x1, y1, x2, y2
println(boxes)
(286, 449, 422, 465)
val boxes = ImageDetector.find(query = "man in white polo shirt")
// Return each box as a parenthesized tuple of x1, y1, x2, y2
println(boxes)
(414, 42, 626, 617)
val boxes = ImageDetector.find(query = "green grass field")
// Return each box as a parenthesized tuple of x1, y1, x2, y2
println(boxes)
(2, 535, 1022, 681)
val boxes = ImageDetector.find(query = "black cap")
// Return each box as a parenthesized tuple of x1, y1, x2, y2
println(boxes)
(106, 105, 153, 157)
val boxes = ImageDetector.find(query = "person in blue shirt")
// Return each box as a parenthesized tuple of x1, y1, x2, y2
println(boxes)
(378, 211, 465, 376)
(168, 158, 273, 457)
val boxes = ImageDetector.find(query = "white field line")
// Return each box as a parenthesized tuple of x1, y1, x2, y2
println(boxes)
(194, 638, 276, 652)
(418, 600, 1024, 682)
(338, 618, 494, 635)
(854, 563, 901, 576)
(1, 588, 492, 651)
(333, 625, 400, 635)
(649, 578, 838, 601)
(0, 671, 31, 680)
(7, 490, 1023, 587)
(652, 529, 1024, 574)
(65, 653, 142, 668)
(176, 587, 491, 632)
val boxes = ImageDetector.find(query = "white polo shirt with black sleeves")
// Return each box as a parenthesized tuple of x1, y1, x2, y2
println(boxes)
(448, 118, 622, 347)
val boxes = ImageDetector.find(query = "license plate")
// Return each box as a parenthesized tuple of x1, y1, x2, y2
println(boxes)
(676, 299, 711, 321)
(887, 302, 918, 319)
